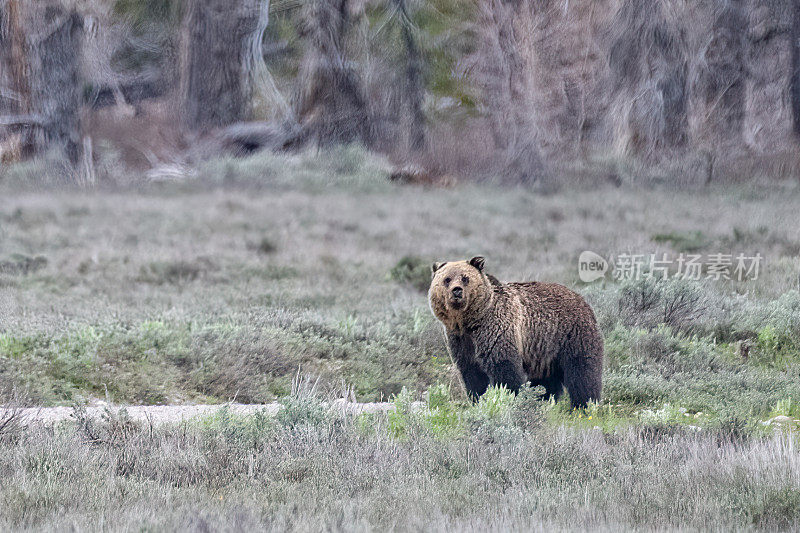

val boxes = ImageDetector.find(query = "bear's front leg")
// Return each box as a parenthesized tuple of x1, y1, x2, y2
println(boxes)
(480, 333, 527, 394)
(447, 332, 490, 402)
(458, 359, 490, 402)
(486, 359, 527, 394)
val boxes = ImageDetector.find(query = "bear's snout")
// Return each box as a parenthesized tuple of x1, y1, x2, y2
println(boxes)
(451, 286, 463, 299)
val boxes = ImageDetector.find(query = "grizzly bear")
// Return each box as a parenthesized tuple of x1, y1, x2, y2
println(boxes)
(428, 256, 603, 408)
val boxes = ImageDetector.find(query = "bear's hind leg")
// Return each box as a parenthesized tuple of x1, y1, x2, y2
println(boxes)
(530, 366, 564, 403)
(560, 326, 603, 409)
(563, 358, 602, 409)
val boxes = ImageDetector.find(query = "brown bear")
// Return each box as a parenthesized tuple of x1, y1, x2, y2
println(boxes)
(428, 256, 603, 408)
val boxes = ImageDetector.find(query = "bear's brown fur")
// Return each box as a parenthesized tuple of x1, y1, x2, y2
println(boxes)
(429, 256, 603, 408)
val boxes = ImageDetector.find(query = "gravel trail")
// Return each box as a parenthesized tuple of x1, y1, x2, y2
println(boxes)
(0, 401, 411, 426)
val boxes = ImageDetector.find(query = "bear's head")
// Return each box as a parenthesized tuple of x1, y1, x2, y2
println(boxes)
(428, 256, 493, 330)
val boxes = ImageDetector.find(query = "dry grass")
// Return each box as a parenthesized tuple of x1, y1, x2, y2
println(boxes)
(1, 147, 800, 529)
(1, 394, 800, 531)
(0, 147, 799, 409)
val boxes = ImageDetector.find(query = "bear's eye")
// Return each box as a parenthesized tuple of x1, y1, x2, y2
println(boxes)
(462, 276, 469, 285)
(444, 277, 452, 285)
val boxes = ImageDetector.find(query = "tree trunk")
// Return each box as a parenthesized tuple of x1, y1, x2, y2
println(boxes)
(608, 0, 690, 158)
(688, 1, 747, 152)
(0, 0, 31, 116)
(395, 0, 426, 153)
(294, 0, 372, 147)
(474, 0, 546, 184)
(2, 1, 83, 164)
(792, 0, 800, 136)
(744, 0, 794, 151)
(29, 5, 84, 164)
(179, 0, 264, 131)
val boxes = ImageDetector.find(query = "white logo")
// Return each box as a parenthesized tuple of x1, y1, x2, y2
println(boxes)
(578, 251, 608, 282)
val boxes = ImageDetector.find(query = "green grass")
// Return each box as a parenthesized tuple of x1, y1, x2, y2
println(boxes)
(2, 147, 800, 529)
(651, 230, 710, 252)
(2, 393, 800, 531)
(1, 148, 799, 416)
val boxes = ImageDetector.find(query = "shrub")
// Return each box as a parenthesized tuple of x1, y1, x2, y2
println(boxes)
(197, 406, 274, 449)
(388, 256, 432, 293)
(651, 231, 710, 252)
(137, 259, 214, 285)
(426, 382, 451, 410)
(749, 487, 800, 529)
(421, 383, 461, 437)
(510, 385, 547, 431)
(770, 398, 800, 419)
(604, 322, 728, 377)
(189, 328, 296, 404)
(276, 395, 328, 430)
(72, 405, 140, 447)
(472, 385, 515, 421)
(0, 254, 48, 275)
(740, 291, 800, 365)
(709, 411, 757, 443)
(616, 276, 710, 333)
(603, 372, 671, 406)
(276, 374, 330, 430)
(248, 236, 278, 254)
(388, 387, 416, 438)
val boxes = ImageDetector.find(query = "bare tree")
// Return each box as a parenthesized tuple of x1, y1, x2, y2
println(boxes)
(294, 0, 372, 147)
(394, 0, 426, 153)
(0, 0, 30, 117)
(179, 0, 266, 131)
(686, 0, 747, 174)
(607, 0, 689, 158)
(473, 0, 546, 184)
(744, 0, 794, 151)
(792, 0, 800, 136)
(1, 1, 83, 164)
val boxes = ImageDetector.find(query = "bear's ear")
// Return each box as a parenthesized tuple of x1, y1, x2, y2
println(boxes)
(469, 256, 485, 272)
(431, 262, 447, 276)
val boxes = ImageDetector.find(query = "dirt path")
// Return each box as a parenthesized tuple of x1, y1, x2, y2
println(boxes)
(0, 401, 415, 426)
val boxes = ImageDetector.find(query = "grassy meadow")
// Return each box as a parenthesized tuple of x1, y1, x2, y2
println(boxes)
(2, 147, 800, 530)
(1, 390, 800, 531)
